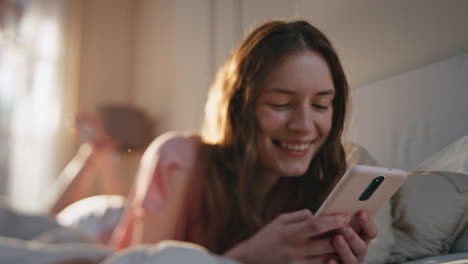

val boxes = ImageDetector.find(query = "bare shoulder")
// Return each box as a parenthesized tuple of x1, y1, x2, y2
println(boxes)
(141, 131, 204, 173)
(147, 131, 201, 154)
(134, 131, 205, 202)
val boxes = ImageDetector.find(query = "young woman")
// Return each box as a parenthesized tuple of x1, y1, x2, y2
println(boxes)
(111, 20, 377, 264)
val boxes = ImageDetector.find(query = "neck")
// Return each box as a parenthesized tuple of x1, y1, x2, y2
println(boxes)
(255, 167, 281, 208)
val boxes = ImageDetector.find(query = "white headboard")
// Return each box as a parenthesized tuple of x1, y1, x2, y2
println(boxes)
(345, 52, 468, 171)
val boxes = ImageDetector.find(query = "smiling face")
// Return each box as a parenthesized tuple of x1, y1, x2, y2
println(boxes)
(255, 50, 335, 184)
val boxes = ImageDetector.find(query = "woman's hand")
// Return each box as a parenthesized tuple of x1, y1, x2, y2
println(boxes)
(330, 211, 378, 264)
(74, 112, 115, 150)
(224, 209, 350, 264)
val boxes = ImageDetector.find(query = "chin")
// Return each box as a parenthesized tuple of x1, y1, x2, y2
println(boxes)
(280, 166, 309, 177)
(282, 173, 306, 178)
(279, 156, 315, 177)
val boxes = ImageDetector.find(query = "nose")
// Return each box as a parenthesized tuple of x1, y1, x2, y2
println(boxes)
(288, 105, 316, 134)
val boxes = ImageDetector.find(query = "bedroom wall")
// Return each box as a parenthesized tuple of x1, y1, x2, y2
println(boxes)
(132, 0, 468, 136)
(132, 0, 306, 134)
(132, 0, 213, 134)
(77, 0, 138, 111)
(346, 52, 468, 171)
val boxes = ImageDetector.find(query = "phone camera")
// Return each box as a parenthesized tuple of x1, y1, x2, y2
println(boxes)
(359, 176, 385, 201)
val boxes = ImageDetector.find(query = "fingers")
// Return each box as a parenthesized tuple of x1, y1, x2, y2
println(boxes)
(357, 211, 378, 243)
(292, 254, 336, 264)
(288, 237, 335, 259)
(284, 214, 350, 241)
(338, 226, 367, 262)
(333, 234, 359, 264)
(75, 113, 104, 143)
(277, 209, 313, 224)
(334, 211, 377, 263)
(272, 210, 350, 261)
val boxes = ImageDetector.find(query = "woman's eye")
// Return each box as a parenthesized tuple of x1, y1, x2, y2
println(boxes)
(268, 103, 290, 109)
(312, 104, 329, 111)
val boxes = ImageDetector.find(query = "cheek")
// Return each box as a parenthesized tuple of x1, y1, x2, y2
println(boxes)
(321, 111, 333, 135)
(256, 108, 287, 134)
(317, 110, 334, 137)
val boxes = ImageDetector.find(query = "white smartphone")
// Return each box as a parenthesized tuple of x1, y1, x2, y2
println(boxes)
(315, 165, 406, 231)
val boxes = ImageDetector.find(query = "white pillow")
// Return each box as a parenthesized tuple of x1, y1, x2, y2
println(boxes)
(451, 224, 468, 253)
(0, 202, 93, 244)
(0, 236, 112, 264)
(415, 134, 468, 174)
(403, 252, 468, 264)
(389, 171, 468, 262)
(344, 142, 381, 168)
(0, 203, 60, 240)
(57, 195, 126, 243)
(396, 133, 468, 258)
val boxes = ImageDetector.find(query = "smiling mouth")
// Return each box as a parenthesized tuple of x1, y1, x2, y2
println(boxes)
(273, 140, 313, 152)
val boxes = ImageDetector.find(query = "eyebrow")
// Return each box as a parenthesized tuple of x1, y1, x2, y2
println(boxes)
(265, 88, 335, 96)
(264, 88, 295, 95)
(316, 90, 335, 96)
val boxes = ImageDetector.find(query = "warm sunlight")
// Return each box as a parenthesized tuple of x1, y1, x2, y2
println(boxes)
(8, 5, 64, 213)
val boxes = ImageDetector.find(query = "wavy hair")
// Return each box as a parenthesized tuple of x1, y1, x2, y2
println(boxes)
(194, 20, 349, 253)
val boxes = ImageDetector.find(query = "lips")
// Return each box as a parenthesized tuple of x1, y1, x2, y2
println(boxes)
(273, 139, 314, 152)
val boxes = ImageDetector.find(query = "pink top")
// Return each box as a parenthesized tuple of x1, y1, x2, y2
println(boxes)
(115, 131, 202, 248)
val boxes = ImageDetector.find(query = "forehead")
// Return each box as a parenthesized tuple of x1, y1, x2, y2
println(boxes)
(260, 50, 335, 95)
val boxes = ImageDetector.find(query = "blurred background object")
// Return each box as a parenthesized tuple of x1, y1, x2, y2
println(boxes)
(49, 104, 153, 215)
(97, 104, 153, 153)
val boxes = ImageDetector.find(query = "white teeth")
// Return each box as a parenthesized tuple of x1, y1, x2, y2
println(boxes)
(279, 142, 311, 151)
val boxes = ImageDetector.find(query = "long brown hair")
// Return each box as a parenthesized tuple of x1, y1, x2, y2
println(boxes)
(195, 20, 349, 253)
